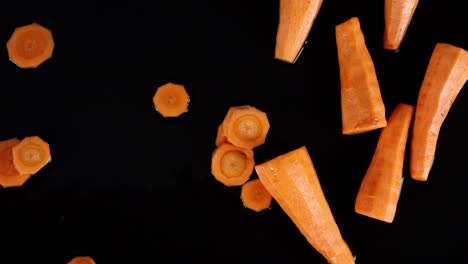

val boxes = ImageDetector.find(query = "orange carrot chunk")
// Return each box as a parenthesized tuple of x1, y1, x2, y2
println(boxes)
(12, 136, 51, 175)
(275, 0, 324, 63)
(336, 17, 387, 135)
(384, 0, 419, 50)
(6, 22, 54, 69)
(67, 256, 96, 264)
(411, 43, 468, 181)
(215, 124, 228, 146)
(241, 179, 272, 212)
(211, 143, 254, 187)
(255, 146, 355, 264)
(0, 138, 32, 188)
(153, 83, 190, 117)
(355, 104, 414, 223)
(222, 105, 270, 150)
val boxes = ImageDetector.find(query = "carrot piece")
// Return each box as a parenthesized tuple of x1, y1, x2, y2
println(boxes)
(153, 83, 190, 117)
(255, 146, 354, 264)
(0, 138, 32, 188)
(384, 0, 419, 50)
(215, 124, 228, 146)
(12, 136, 51, 175)
(355, 104, 414, 223)
(240, 179, 272, 212)
(275, 0, 324, 63)
(211, 143, 254, 186)
(222, 106, 270, 149)
(336, 17, 387, 135)
(6, 22, 54, 69)
(410, 43, 468, 181)
(67, 256, 96, 264)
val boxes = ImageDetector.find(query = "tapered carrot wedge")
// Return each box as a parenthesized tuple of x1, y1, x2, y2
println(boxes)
(355, 104, 414, 223)
(275, 0, 323, 63)
(384, 0, 419, 50)
(255, 146, 354, 264)
(0, 138, 32, 188)
(411, 43, 468, 181)
(336, 17, 387, 135)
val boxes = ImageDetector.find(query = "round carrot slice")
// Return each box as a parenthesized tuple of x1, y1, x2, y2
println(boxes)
(215, 123, 228, 146)
(0, 138, 32, 188)
(223, 106, 270, 149)
(67, 256, 96, 264)
(153, 83, 190, 117)
(241, 179, 272, 212)
(211, 143, 254, 186)
(12, 136, 51, 175)
(6, 22, 54, 69)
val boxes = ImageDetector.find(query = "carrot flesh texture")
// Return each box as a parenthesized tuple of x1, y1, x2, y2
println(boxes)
(384, 0, 419, 50)
(12, 136, 51, 175)
(411, 43, 468, 181)
(255, 146, 354, 264)
(0, 138, 32, 188)
(222, 106, 270, 149)
(153, 83, 189, 117)
(241, 179, 272, 212)
(211, 143, 254, 186)
(355, 104, 414, 223)
(336, 17, 387, 135)
(215, 124, 228, 146)
(6, 23, 54, 69)
(67, 256, 96, 264)
(275, 0, 323, 63)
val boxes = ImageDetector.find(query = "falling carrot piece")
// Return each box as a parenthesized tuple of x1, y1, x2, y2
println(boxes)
(6, 22, 54, 69)
(411, 43, 468, 181)
(153, 83, 190, 117)
(355, 104, 414, 223)
(0, 138, 32, 188)
(222, 105, 270, 150)
(67, 256, 96, 264)
(12, 136, 51, 175)
(211, 143, 254, 186)
(275, 0, 324, 63)
(255, 146, 355, 264)
(336, 17, 387, 135)
(384, 0, 419, 50)
(215, 124, 228, 146)
(241, 179, 272, 212)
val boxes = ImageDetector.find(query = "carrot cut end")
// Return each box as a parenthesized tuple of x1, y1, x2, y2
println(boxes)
(6, 22, 54, 69)
(211, 143, 254, 186)
(153, 83, 190, 117)
(241, 179, 272, 212)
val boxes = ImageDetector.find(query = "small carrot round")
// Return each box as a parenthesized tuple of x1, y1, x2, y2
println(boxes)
(0, 138, 32, 188)
(241, 179, 272, 212)
(67, 256, 96, 264)
(211, 143, 254, 186)
(12, 136, 51, 175)
(153, 83, 190, 117)
(222, 105, 270, 149)
(6, 22, 54, 69)
(215, 124, 227, 146)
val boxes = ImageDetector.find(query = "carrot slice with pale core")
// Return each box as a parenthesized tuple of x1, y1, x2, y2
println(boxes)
(12, 136, 51, 175)
(153, 83, 190, 117)
(6, 22, 54, 68)
(211, 143, 254, 186)
(0, 138, 32, 188)
(241, 179, 272, 212)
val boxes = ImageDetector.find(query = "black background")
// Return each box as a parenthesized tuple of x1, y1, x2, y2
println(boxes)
(0, 1, 467, 263)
